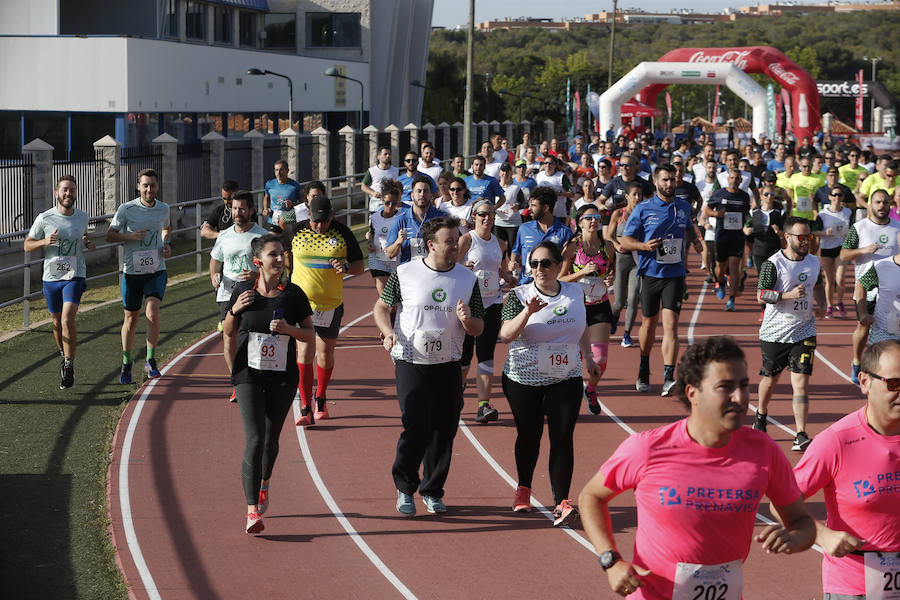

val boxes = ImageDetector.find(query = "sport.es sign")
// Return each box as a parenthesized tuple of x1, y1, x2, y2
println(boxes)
(816, 80, 869, 98)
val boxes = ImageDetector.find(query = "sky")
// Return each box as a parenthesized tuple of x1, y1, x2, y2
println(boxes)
(431, 0, 824, 28)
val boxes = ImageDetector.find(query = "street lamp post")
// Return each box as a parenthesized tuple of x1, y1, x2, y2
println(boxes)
(246, 68, 293, 132)
(410, 80, 431, 122)
(325, 67, 365, 132)
(863, 55, 882, 130)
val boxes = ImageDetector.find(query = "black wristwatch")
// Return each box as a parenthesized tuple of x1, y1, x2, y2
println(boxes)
(599, 550, 622, 571)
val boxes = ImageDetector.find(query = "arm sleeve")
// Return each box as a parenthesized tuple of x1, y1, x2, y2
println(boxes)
(468, 283, 485, 319)
(500, 291, 524, 321)
(842, 225, 859, 250)
(757, 259, 778, 290)
(859, 264, 879, 292)
(210, 237, 224, 261)
(379, 272, 402, 307)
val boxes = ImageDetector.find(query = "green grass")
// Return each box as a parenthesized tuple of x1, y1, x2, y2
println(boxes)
(0, 222, 371, 598)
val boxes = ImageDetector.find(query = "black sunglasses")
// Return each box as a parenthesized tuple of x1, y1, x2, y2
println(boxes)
(529, 258, 556, 269)
(864, 371, 900, 391)
(830, 192, 842, 197)
(449, 187, 464, 191)
(404, 158, 416, 163)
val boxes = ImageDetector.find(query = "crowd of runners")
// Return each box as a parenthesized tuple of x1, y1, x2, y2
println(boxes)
(26, 128, 900, 598)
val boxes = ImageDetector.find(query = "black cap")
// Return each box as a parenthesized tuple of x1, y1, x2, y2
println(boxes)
(763, 170, 777, 183)
(499, 162, 512, 171)
(309, 196, 332, 221)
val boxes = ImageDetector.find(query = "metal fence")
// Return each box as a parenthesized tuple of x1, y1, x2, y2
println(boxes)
(297, 135, 315, 182)
(52, 149, 104, 221)
(0, 155, 34, 240)
(262, 136, 284, 176)
(223, 139, 252, 189)
(177, 143, 208, 203)
(120, 146, 162, 204)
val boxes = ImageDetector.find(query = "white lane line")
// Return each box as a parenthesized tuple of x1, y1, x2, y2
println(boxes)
(687, 281, 709, 345)
(294, 308, 417, 598)
(336, 344, 383, 350)
(814, 348, 855, 384)
(183, 352, 224, 357)
(119, 331, 219, 600)
(457, 421, 596, 552)
(292, 400, 417, 600)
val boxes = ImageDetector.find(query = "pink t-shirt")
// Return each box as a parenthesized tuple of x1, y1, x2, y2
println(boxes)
(600, 419, 801, 599)
(793, 406, 900, 596)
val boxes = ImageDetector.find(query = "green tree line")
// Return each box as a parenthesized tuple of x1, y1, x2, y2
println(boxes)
(423, 11, 900, 130)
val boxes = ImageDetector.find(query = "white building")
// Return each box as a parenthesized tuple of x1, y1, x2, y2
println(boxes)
(0, 0, 433, 154)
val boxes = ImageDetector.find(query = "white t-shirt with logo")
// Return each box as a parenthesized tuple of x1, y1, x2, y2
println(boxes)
(368, 210, 401, 273)
(209, 224, 267, 302)
(29, 207, 91, 281)
(109, 198, 171, 275)
(463, 230, 503, 307)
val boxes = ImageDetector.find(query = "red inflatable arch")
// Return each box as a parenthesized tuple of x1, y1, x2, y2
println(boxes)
(637, 46, 820, 140)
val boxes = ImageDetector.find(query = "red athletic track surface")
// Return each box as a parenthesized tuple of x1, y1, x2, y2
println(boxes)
(108, 266, 864, 599)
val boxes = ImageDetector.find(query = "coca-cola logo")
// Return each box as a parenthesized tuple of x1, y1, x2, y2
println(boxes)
(688, 50, 751, 70)
(768, 63, 800, 85)
(817, 81, 869, 98)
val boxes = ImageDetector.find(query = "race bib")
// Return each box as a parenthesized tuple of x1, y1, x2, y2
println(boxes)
(247, 333, 288, 372)
(785, 295, 812, 320)
(657, 237, 683, 264)
(723, 212, 743, 231)
(581, 276, 607, 302)
(409, 237, 427, 259)
(865, 552, 900, 600)
(48, 256, 75, 280)
(311, 308, 335, 328)
(374, 240, 395, 262)
(672, 560, 743, 600)
(796, 197, 813, 212)
(887, 300, 900, 336)
(537, 343, 579, 378)
(475, 269, 500, 299)
(272, 209, 283, 224)
(412, 329, 452, 364)
(132, 249, 158, 274)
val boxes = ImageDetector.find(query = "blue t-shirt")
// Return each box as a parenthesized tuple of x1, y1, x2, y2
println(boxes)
(515, 177, 537, 194)
(385, 205, 447, 263)
(398, 172, 438, 206)
(464, 175, 504, 204)
(708, 187, 751, 242)
(264, 178, 303, 224)
(766, 159, 785, 173)
(510, 219, 574, 283)
(622, 195, 693, 279)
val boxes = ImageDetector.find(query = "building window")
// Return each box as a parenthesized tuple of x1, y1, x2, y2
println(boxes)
(214, 6, 232, 44)
(239, 11, 257, 47)
(306, 13, 361, 48)
(264, 13, 296, 49)
(163, 0, 178, 38)
(185, 1, 207, 40)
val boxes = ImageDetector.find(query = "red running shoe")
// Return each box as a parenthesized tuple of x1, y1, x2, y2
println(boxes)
(552, 499, 578, 527)
(513, 486, 532, 512)
(295, 404, 315, 427)
(258, 485, 269, 515)
(246, 511, 264, 534)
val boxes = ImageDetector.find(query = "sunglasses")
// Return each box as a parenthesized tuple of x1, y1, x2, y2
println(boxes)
(449, 187, 464, 192)
(580, 214, 603, 221)
(619, 163, 634, 168)
(474, 211, 493, 218)
(864, 371, 900, 391)
(762, 192, 772, 197)
(404, 158, 416, 163)
(383, 200, 399, 206)
(529, 258, 557, 269)
(542, 162, 553, 166)
(830, 192, 842, 197)
(786, 233, 814, 241)
(516, 164, 527, 168)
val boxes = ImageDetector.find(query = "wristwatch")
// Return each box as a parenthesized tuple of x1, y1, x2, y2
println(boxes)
(599, 550, 622, 571)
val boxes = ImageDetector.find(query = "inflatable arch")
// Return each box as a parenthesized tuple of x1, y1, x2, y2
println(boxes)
(599, 63, 769, 139)
(638, 46, 821, 141)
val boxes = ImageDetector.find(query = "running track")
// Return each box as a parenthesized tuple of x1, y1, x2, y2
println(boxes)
(108, 266, 864, 599)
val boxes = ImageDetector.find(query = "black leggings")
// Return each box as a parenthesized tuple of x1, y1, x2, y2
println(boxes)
(501, 374, 582, 506)
(236, 381, 296, 505)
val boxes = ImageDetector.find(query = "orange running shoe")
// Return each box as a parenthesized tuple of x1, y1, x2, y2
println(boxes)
(314, 396, 329, 421)
(552, 499, 578, 527)
(512, 485, 532, 512)
(295, 404, 315, 427)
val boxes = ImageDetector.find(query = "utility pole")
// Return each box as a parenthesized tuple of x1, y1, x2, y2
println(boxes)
(607, 0, 617, 90)
(463, 0, 475, 162)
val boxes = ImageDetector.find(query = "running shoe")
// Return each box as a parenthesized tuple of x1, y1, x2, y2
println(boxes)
(621, 332, 634, 348)
(217, 321, 224, 333)
(725, 298, 735, 312)
(423, 495, 447, 514)
(60, 360, 74, 390)
(396, 490, 416, 516)
(752, 411, 768, 432)
(475, 403, 499, 423)
(258, 484, 269, 515)
(246, 511, 264, 534)
(635, 375, 650, 393)
(145, 358, 161, 379)
(585, 387, 602, 415)
(295, 405, 315, 427)
(824, 306, 834, 319)
(836, 302, 847, 318)
(512, 486, 532, 512)
(552, 499, 578, 527)
(851, 363, 861, 385)
(704, 273, 715, 284)
(746, 256, 753, 269)
(792, 431, 812, 452)
(228, 388, 236, 403)
(715, 282, 726, 300)
(314, 396, 329, 421)
(120, 362, 133, 385)
(660, 379, 677, 397)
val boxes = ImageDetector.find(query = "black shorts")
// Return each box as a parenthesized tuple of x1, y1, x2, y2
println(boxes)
(460, 303, 502, 366)
(586, 300, 614, 326)
(759, 336, 816, 377)
(855, 299, 877, 322)
(704, 239, 717, 261)
(493, 225, 519, 251)
(640, 275, 684, 318)
(312, 303, 344, 339)
(218, 301, 230, 322)
(370, 268, 392, 278)
(820, 246, 841, 259)
(715, 238, 746, 261)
